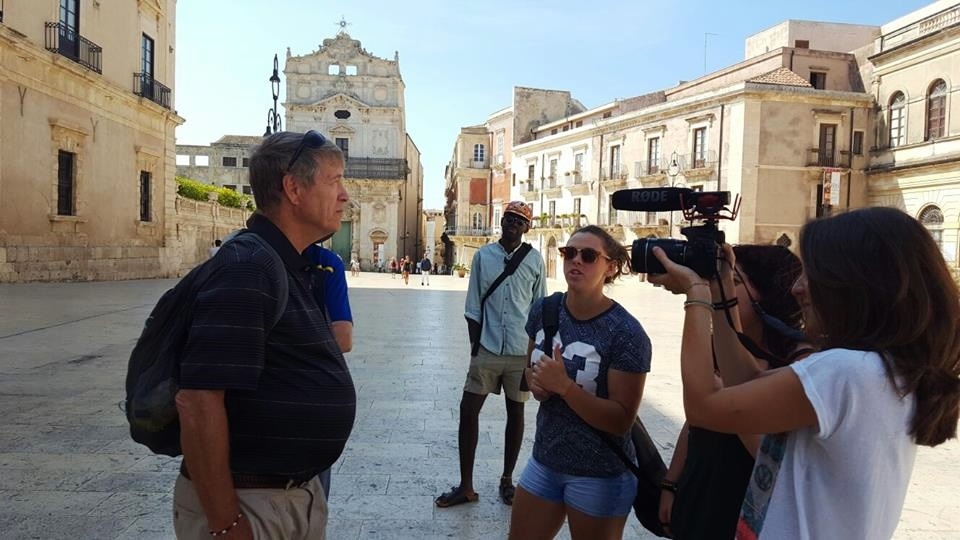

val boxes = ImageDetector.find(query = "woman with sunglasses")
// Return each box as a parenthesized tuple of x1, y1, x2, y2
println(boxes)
(660, 244, 811, 539)
(648, 207, 960, 539)
(509, 225, 651, 540)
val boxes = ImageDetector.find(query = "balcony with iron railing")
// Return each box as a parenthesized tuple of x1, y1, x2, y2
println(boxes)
(807, 148, 841, 168)
(444, 226, 497, 237)
(45, 22, 102, 74)
(344, 158, 408, 179)
(564, 170, 594, 195)
(679, 150, 718, 177)
(133, 73, 171, 109)
(463, 159, 488, 169)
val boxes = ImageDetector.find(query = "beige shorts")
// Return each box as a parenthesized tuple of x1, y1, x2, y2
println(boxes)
(173, 474, 327, 539)
(464, 346, 530, 402)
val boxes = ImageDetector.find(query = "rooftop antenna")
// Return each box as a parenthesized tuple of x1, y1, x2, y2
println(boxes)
(704, 32, 719, 75)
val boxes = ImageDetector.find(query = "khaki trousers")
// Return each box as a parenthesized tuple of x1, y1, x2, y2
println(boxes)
(173, 474, 327, 539)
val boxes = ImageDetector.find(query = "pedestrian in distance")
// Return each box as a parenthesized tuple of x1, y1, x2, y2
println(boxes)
(661, 244, 812, 540)
(508, 225, 651, 540)
(402, 255, 412, 285)
(172, 130, 357, 540)
(208, 239, 222, 258)
(647, 206, 960, 540)
(436, 200, 546, 509)
(389, 257, 397, 279)
(420, 252, 432, 286)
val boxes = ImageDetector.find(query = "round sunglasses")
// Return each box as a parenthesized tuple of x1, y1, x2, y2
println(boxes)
(558, 246, 610, 264)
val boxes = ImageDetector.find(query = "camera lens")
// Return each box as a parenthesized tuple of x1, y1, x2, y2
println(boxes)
(631, 238, 688, 274)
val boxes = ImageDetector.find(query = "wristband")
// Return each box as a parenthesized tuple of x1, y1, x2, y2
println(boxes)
(210, 513, 244, 537)
(660, 479, 678, 493)
(712, 297, 739, 310)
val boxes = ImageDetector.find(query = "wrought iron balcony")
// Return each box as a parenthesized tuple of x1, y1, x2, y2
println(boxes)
(45, 22, 102, 74)
(807, 148, 837, 167)
(444, 226, 496, 237)
(133, 73, 171, 109)
(680, 150, 718, 170)
(344, 158, 408, 179)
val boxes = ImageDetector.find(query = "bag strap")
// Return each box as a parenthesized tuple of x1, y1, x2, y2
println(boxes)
(540, 292, 564, 355)
(540, 290, 647, 480)
(478, 242, 533, 326)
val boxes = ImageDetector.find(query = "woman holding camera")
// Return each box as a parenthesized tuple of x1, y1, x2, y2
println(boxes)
(509, 225, 651, 540)
(660, 244, 812, 539)
(649, 207, 960, 539)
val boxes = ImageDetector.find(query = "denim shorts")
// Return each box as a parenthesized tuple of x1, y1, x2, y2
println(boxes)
(518, 456, 637, 518)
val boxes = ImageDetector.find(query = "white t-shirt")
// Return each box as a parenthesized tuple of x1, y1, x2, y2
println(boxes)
(745, 349, 917, 540)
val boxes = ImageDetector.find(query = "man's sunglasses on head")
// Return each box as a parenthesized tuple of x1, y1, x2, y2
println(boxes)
(286, 130, 328, 173)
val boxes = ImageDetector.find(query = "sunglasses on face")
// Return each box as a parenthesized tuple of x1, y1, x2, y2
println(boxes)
(502, 214, 529, 226)
(558, 246, 610, 264)
(286, 130, 328, 173)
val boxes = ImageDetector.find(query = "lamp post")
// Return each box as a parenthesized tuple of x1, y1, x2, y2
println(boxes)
(666, 151, 683, 236)
(264, 54, 281, 136)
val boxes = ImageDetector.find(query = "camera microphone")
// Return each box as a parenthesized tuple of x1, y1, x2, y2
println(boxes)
(611, 187, 694, 212)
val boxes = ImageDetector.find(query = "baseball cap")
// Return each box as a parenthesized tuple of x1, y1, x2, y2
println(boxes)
(504, 201, 533, 222)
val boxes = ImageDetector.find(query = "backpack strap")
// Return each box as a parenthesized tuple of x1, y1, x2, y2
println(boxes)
(540, 292, 564, 355)
(230, 230, 289, 330)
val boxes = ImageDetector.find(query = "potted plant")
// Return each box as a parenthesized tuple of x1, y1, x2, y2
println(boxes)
(453, 263, 469, 278)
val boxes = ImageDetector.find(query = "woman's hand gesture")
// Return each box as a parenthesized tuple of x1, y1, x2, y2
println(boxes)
(530, 345, 574, 397)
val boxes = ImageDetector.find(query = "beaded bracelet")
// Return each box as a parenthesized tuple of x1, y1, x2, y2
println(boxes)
(210, 513, 244, 537)
(683, 299, 714, 311)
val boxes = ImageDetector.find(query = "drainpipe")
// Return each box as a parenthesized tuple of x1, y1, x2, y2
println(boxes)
(716, 104, 725, 190)
(847, 106, 855, 208)
(596, 132, 604, 224)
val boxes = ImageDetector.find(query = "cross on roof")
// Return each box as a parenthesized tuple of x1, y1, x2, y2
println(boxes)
(337, 17, 351, 34)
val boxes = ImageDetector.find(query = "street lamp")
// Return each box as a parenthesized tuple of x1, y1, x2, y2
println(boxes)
(264, 54, 282, 136)
(666, 151, 683, 236)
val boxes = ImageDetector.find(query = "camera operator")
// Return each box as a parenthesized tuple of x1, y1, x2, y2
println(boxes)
(647, 207, 960, 539)
(660, 244, 811, 539)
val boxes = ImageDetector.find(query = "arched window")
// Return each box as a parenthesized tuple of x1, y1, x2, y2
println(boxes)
(919, 205, 944, 249)
(889, 92, 906, 148)
(471, 212, 484, 232)
(473, 144, 485, 165)
(926, 80, 947, 141)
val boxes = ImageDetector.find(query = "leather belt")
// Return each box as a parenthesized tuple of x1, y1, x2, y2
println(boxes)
(180, 462, 314, 490)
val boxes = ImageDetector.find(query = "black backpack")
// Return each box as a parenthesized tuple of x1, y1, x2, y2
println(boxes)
(123, 232, 288, 456)
(540, 292, 669, 538)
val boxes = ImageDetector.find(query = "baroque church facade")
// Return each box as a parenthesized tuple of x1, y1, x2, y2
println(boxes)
(284, 29, 423, 269)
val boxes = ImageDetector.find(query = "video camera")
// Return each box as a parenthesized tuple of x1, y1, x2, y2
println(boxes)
(611, 187, 740, 278)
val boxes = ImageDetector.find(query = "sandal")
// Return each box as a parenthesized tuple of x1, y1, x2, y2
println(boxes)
(499, 476, 516, 506)
(435, 486, 479, 508)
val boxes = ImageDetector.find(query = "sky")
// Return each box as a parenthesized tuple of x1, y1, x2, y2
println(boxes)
(175, 0, 932, 209)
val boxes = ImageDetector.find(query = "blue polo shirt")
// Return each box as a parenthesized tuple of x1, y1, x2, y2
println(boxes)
(178, 213, 356, 477)
(305, 244, 353, 323)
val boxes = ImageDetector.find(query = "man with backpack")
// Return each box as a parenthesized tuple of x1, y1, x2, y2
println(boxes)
(420, 252, 432, 286)
(172, 131, 356, 539)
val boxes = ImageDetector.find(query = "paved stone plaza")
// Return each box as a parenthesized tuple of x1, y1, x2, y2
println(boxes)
(0, 272, 957, 539)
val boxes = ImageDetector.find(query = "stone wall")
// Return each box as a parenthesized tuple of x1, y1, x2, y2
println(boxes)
(0, 196, 248, 283)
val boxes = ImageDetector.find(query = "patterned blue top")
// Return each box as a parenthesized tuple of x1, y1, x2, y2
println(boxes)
(525, 294, 652, 477)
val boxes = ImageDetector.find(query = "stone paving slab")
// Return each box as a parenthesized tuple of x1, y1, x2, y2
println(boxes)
(0, 272, 957, 538)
